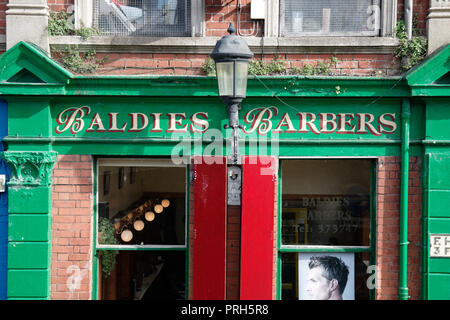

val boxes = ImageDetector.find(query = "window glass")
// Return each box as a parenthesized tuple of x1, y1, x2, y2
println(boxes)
(281, 160, 371, 246)
(100, 251, 186, 300)
(94, 0, 191, 37)
(280, 0, 379, 37)
(281, 252, 371, 300)
(98, 162, 186, 246)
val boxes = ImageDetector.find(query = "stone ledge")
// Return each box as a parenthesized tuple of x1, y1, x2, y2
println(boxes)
(49, 36, 400, 55)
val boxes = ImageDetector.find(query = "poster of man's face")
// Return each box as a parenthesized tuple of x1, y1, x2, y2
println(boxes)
(298, 253, 355, 300)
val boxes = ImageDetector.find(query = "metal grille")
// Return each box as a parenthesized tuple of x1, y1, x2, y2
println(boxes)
(94, 0, 191, 37)
(280, 0, 380, 37)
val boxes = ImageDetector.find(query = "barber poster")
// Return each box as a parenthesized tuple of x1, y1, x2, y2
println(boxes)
(298, 253, 355, 300)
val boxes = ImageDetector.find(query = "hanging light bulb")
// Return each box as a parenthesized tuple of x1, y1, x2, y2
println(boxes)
(121, 229, 133, 242)
(154, 204, 163, 214)
(161, 199, 170, 208)
(145, 211, 155, 222)
(133, 219, 145, 231)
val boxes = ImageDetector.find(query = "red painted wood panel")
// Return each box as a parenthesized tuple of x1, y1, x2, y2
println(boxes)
(192, 156, 227, 300)
(240, 156, 277, 300)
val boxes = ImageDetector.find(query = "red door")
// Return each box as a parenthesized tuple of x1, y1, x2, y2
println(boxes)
(240, 156, 277, 300)
(191, 156, 227, 299)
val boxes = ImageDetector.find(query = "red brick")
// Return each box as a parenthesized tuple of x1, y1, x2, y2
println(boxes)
(68, 254, 90, 261)
(153, 53, 176, 60)
(57, 155, 80, 162)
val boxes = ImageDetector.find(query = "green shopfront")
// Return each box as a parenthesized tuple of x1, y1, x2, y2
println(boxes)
(1, 41, 450, 300)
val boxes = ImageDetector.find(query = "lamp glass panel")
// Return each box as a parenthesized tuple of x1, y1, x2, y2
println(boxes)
(216, 61, 234, 97)
(235, 61, 249, 97)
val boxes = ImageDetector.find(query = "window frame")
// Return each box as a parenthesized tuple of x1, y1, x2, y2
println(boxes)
(267, 0, 397, 38)
(92, 157, 190, 300)
(75, 0, 205, 37)
(276, 157, 377, 300)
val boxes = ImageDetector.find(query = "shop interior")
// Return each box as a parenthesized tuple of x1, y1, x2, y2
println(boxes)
(97, 159, 186, 300)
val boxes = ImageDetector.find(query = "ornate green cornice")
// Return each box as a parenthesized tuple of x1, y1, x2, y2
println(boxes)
(0, 151, 57, 186)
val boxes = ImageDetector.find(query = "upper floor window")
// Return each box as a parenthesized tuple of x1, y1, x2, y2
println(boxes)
(93, 0, 192, 36)
(279, 0, 382, 37)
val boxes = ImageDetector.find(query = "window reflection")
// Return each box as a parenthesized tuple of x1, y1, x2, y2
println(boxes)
(281, 160, 371, 246)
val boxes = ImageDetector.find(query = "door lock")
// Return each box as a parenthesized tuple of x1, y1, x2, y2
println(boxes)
(0, 174, 5, 192)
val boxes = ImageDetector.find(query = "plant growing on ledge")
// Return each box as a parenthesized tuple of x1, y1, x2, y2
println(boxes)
(202, 55, 339, 76)
(48, 11, 73, 36)
(248, 56, 286, 75)
(292, 56, 339, 76)
(201, 57, 216, 76)
(98, 217, 119, 279)
(54, 45, 108, 74)
(395, 19, 427, 71)
(202, 56, 287, 76)
(48, 10, 101, 40)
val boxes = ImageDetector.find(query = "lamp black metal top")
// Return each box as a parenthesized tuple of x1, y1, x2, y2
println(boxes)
(210, 23, 254, 62)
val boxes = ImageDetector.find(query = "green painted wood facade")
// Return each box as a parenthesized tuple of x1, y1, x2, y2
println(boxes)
(0, 41, 448, 299)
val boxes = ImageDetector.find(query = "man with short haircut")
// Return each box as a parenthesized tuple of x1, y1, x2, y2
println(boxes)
(306, 256, 349, 300)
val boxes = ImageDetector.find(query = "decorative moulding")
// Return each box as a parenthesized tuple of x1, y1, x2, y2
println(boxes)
(0, 151, 57, 187)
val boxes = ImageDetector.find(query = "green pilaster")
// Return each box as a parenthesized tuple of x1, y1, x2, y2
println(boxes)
(0, 151, 56, 300)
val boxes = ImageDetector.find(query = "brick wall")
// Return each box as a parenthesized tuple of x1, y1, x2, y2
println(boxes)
(397, 0, 429, 36)
(94, 52, 400, 76)
(95, 53, 208, 76)
(51, 154, 93, 300)
(206, 0, 263, 37)
(47, 0, 75, 12)
(376, 156, 422, 300)
(0, 1, 6, 35)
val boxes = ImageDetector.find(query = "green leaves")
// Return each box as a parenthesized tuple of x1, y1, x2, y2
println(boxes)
(201, 56, 339, 76)
(98, 217, 119, 245)
(98, 217, 119, 279)
(48, 11, 73, 36)
(395, 20, 428, 71)
(48, 10, 102, 40)
(56, 45, 108, 74)
(202, 56, 287, 76)
(292, 56, 338, 76)
(75, 25, 102, 40)
(248, 57, 286, 75)
(201, 57, 216, 76)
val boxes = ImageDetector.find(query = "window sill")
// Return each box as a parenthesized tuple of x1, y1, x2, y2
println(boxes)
(49, 35, 399, 54)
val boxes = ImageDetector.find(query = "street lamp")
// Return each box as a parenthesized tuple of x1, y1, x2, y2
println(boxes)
(210, 23, 253, 164)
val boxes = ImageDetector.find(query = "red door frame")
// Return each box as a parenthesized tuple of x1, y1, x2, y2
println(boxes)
(240, 156, 277, 300)
(191, 156, 228, 299)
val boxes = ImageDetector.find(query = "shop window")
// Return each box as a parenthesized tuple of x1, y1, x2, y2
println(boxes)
(96, 158, 187, 300)
(279, 159, 374, 300)
(93, 0, 192, 36)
